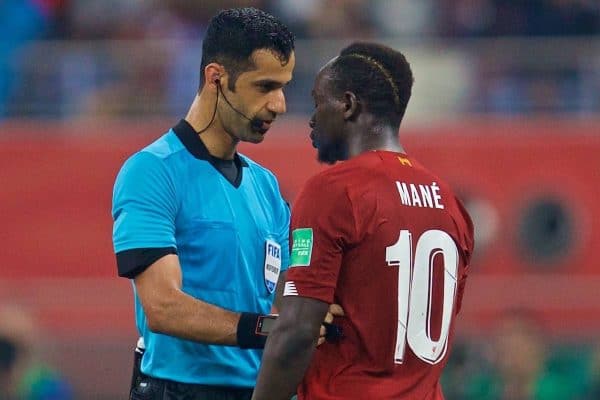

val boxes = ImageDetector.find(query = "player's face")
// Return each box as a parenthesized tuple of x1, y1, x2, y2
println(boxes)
(309, 67, 348, 164)
(219, 49, 295, 144)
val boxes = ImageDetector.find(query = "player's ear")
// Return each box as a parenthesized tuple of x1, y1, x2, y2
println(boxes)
(343, 91, 360, 121)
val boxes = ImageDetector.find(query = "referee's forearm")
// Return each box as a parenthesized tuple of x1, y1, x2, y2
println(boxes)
(144, 288, 239, 345)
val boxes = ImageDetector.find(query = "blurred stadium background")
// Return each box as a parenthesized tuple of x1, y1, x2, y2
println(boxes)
(1, 0, 599, 398)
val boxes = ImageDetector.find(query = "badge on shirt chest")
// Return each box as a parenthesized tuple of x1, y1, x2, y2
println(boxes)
(264, 239, 282, 294)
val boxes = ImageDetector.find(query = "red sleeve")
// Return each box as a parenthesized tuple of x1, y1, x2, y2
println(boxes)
(284, 173, 357, 304)
(453, 196, 475, 314)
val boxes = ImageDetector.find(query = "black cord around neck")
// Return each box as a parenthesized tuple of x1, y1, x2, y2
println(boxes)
(196, 86, 220, 134)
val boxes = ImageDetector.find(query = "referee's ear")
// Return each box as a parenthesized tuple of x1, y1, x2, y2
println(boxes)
(204, 63, 226, 92)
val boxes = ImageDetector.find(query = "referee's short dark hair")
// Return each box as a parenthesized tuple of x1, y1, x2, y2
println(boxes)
(200, 7, 295, 91)
(329, 42, 414, 129)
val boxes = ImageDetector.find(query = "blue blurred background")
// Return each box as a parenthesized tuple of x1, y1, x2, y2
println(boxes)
(1, 1, 599, 399)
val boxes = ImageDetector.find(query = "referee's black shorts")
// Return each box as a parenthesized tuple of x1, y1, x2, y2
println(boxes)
(130, 376, 253, 400)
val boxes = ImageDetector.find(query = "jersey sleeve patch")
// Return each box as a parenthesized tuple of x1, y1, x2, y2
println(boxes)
(290, 228, 313, 267)
(283, 281, 298, 296)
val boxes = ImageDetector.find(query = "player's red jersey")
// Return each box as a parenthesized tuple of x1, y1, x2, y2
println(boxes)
(284, 150, 474, 400)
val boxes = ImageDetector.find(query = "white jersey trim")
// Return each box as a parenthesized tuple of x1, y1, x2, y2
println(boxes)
(283, 281, 298, 296)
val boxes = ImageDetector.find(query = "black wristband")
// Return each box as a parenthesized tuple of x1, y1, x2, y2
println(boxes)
(237, 313, 269, 349)
(322, 322, 344, 343)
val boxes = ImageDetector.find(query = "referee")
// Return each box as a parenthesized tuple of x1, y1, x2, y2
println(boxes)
(112, 8, 331, 400)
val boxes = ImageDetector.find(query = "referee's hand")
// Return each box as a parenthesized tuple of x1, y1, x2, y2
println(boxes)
(317, 304, 345, 346)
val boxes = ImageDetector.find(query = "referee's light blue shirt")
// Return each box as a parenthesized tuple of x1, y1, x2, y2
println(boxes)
(112, 120, 290, 387)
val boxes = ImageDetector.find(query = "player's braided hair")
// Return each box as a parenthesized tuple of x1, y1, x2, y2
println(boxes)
(330, 42, 414, 128)
(343, 53, 401, 111)
(200, 7, 295, 91)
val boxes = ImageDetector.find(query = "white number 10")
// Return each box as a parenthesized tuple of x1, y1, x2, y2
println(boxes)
(386, 229, 459, 365)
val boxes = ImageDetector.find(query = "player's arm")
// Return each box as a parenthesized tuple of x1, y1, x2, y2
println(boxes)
(271, 270, 287, 314)
(268, 190, 345, 344)
(251, 295, 329, 400)
(270, 272, 344, 347)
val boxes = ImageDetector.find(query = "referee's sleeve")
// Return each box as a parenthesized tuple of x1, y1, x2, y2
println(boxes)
(112, 151, 178, 278)
(115, 247, 177, 279)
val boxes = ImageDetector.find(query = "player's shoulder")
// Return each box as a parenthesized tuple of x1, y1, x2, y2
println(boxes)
(411, 161, 474, 245)
(301, 162, 355, 196)
(307, 151, 389, 187)
(400, 155, 454, 194)
(327, 152, 379, 176)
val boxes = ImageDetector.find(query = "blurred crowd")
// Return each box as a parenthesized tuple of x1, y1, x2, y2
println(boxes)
(1, 0, 599, 119)
(443, 311, 600, 400)
(6, 0, 598, 41)
(0, 306, 73, 400)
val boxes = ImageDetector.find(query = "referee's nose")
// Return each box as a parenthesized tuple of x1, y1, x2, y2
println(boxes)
(266, 88, 286, 115)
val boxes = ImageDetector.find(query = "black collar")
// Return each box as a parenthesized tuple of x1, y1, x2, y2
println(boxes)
(172, 119, 248, 187)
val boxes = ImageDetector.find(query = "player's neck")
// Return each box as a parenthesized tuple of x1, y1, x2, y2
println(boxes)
(185, 94, 238, 160)
(348, 124, 405, 157)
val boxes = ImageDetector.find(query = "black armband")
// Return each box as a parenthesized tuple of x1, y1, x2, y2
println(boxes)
(237, 313, 277, 349)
